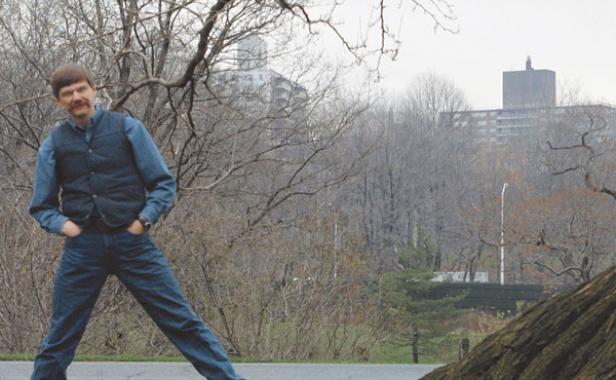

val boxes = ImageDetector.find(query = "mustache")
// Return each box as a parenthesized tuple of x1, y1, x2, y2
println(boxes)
(70, 101, 91, 110)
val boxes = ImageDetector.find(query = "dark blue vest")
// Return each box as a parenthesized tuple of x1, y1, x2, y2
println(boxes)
(51, 110, 146, 228)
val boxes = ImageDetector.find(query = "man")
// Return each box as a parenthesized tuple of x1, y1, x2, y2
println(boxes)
(29, 64, 245, 380)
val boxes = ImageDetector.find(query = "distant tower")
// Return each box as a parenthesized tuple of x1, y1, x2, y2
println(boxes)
(503, 57, 556, 109)
(237, 36, 268, 71)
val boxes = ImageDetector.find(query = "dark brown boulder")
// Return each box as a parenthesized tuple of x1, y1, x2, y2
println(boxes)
(422, 267, 616, 380)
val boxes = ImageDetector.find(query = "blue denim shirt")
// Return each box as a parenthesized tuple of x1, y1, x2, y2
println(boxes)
(30, 106, 176, 235)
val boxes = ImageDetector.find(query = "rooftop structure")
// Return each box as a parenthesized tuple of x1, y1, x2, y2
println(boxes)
(211, 36, 308, 118)
(440, 59, 616, 145)
(503, 57, 556, 109)
(209, 37, 310, 149)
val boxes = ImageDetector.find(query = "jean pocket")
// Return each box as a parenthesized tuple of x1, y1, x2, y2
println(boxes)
(125, 228, 146, 236)
(66, 231, 83, 240)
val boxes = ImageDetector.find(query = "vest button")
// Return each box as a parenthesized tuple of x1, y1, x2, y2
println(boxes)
(90, 171, 95, 176)
(88, 149, 93, 153)
(92, 194, 98, 198)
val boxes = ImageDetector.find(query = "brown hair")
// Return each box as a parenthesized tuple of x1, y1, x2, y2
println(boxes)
(51, 64, 95, 98)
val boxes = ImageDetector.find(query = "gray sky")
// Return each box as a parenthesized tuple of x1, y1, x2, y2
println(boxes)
(330, 0, 616, 110)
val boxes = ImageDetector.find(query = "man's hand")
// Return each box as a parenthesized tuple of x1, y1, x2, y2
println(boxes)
(127, 219, 145, 235)
(62, 220, 82, 237)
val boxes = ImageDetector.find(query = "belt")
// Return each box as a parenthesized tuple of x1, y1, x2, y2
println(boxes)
(81, 217, 129, 233)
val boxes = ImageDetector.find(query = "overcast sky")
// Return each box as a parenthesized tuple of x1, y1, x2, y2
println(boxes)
(329, 0, 616, 110)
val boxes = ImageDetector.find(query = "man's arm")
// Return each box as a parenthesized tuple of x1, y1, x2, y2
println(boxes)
(124, 117, 176, 226)
(29, 137, 69, 235)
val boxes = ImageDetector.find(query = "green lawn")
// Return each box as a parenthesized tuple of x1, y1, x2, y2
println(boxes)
(0, 353, 256, 363)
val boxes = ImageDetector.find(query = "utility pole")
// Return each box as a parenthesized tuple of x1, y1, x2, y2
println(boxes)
(500, 182, 509, 285)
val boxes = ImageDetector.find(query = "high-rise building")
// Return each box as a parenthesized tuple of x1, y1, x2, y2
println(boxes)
(440, 59, 616, 145)
(237, 35, 268, 71)
(213, 36, 308, 117)
(503, 57, 556, 109)
(210, 36, 310, 148)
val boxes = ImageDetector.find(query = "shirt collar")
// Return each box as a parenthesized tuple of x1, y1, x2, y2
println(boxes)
(67, 105, 104, 132)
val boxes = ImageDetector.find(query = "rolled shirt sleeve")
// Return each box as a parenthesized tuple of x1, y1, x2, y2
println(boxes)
(123, 116, 176, 225)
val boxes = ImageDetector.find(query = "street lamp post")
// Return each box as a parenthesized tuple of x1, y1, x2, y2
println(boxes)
(500, 182, 509, 286)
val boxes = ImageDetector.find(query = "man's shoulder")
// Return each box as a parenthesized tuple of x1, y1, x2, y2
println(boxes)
(96, 109, 134, 136)
(119, 113, 146, 132)
(105, 109, 129, 118)
(93, 108, 147, 139)
(101, 109, 142, 128)
(99, 108, 129, 123)
(51, 118, 72, 130)
(39, 134, 54, 152)
(49, 119, 73, 139)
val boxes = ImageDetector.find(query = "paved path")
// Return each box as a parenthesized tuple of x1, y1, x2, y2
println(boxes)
(0, 361, 442, 380)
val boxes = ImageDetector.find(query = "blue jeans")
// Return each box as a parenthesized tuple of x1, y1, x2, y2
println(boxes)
(31, 229, 244, 380)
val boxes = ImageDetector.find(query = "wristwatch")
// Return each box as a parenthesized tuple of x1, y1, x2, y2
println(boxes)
(138, 215, 152, 231)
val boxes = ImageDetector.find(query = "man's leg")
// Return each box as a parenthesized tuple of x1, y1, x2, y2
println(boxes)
(113, 232, 244, 380)
(31, 232, 109, 380)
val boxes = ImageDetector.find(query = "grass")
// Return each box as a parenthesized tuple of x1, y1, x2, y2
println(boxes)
(1, 312, 508, 364)
(0, 337, 494, 365)
(0, 336, 488, 364)
(0, 351, 440, 364)
(0, 353, 255, 363)
(0, 340, 482, 364)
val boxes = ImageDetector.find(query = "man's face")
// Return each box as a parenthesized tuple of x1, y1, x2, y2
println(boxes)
(55, 80, 96, 124)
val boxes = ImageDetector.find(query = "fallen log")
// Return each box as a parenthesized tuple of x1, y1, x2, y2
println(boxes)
(422, 267, 616, 380)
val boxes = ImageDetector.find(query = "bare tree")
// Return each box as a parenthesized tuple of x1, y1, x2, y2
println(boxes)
(343, 73, 475, 272)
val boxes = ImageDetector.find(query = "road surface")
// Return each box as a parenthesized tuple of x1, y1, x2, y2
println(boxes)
(0, 361, 442, 380)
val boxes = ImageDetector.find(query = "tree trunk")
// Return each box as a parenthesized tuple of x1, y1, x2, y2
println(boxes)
(458, 337, 469, 360)
(411, 323, 420, 364)
(422, 266, 616, 380)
